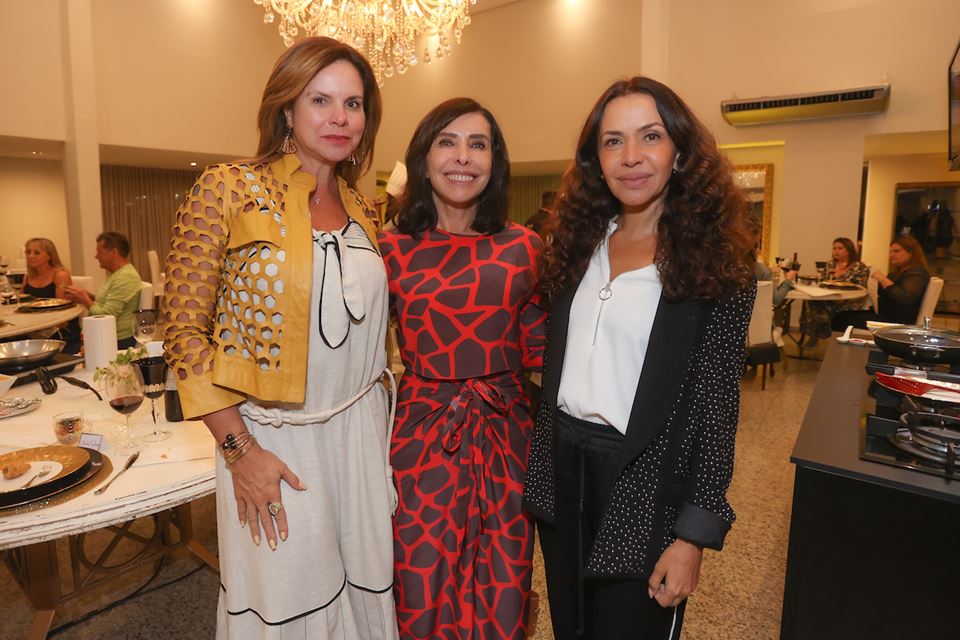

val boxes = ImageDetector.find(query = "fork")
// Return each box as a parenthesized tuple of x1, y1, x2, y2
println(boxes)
(19, 463, 53, 489)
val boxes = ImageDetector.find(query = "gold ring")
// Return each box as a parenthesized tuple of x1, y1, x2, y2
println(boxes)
(268, 501, 283, 517)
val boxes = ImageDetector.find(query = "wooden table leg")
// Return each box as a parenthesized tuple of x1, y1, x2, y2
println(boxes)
(27, 610, 55, 640)
(4, 541, 62, 640)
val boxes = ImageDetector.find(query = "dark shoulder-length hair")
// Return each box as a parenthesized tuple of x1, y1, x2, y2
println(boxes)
(539, 76, 755, 303)
(890, 235, 929, 275)
(833, 236, 860, 263)
(395, 97, 510, 236)
(251, 37, 382, 187)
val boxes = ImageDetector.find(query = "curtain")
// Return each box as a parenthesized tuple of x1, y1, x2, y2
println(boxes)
(100, 166, 201, 281)
(507, 174, 562, 224)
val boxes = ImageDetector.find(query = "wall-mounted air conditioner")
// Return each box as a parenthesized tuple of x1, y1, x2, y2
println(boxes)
(721, 84, 890, 126)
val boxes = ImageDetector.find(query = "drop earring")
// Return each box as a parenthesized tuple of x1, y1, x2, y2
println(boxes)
(280, 128, 297, 154)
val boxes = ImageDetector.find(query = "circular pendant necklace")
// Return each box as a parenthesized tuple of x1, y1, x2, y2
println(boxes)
(599, 283, 612, 300)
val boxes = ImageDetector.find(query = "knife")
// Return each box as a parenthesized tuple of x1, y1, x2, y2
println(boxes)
(94, 451, 140, 495)
(874, 372, 960, 402)
(59, 375, 103, 401)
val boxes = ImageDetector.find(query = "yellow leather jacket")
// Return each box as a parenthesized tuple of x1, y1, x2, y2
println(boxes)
(161, 153, 380, 418)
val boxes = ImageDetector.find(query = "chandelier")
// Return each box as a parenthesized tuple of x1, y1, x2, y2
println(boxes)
(253, 0, 476, 83)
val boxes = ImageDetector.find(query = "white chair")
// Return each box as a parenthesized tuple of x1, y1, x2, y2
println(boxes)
(746, 280, 780, 390)
(147, 249, 164, 295)
(916, 276, 944, 325)
(867, 277, 879, 313)
(139, 281, 155, 310)
(71, 275, 94, 294)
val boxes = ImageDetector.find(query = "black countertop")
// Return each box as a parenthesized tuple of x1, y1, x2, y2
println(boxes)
(790, 339, 960, 504)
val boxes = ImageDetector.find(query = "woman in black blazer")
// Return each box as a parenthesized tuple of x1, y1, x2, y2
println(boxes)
(523, 77, 756, 639)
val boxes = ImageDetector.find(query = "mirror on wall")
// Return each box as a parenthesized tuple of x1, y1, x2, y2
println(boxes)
(895, 182, 960, 313)
(734, 164, 774, 263)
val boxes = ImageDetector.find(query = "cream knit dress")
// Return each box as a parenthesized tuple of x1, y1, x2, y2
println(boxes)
(215, 220, 399, 639)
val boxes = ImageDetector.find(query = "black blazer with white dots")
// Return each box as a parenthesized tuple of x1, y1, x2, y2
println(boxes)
(523, 279, 756, 580)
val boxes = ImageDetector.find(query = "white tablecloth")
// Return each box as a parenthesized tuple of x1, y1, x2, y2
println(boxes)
(0, 368, 215, 549)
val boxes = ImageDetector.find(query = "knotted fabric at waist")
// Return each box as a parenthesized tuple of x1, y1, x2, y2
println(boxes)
(241, 368, 397, 434)
(435, 370, 522, 453)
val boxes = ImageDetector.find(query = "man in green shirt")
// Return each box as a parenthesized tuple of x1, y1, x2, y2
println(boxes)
(63, 231, 143, 348)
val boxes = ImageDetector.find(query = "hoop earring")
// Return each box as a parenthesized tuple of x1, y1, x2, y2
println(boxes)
(279, 128, 297, 154)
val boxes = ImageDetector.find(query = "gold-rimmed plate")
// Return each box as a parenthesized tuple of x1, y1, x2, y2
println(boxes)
(0, 446, 91, 506)
(17, 298, 74, 312)
(0, 449, 106, 512)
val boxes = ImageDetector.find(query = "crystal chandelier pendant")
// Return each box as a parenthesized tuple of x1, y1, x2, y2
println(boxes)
(255, 0, 477, 84)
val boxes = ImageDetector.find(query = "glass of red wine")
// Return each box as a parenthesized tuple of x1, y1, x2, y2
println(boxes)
(133, 356, 170, 442)
(104, 364, 145, 448)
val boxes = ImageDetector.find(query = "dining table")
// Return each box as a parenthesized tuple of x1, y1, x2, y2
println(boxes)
(782, 283, 869, 358)
(0, 301, 84, 341)
(0, 366, 217, 639)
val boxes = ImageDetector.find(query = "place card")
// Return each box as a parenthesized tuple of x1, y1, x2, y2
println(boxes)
(78, 433, 104, 451)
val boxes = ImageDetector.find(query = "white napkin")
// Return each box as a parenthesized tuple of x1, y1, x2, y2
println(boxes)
(134, 443, 215, 466)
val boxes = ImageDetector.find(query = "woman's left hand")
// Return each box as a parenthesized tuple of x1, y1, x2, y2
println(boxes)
(870, 269, 887, 283)
(647, 539, 704, 608)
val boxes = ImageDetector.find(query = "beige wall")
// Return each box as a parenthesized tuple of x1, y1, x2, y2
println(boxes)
(0, 157, 71, 271)
(0, 0, 66, 141)
(666, 0, 960, 270)
(862, 153, 960, 270)
(90, 0, 284, 157)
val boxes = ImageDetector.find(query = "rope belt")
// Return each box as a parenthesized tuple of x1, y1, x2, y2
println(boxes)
(239, 368, 399, 512)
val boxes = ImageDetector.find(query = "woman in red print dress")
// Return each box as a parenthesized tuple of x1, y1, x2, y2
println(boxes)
(378, 97, 545, 640)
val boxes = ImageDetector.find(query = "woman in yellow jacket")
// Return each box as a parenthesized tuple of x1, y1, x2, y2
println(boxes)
(162, 37, 398, 639)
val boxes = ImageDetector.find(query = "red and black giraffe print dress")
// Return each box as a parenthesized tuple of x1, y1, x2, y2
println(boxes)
(379, 222, 546, 640)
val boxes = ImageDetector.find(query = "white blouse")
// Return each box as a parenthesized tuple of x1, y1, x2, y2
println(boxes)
(557, 222, 662, 434)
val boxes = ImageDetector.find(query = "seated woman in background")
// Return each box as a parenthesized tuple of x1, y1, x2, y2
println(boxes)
(833, 235, 931, 330)
(803, 237, 870, 346)
(23, 237, 81, 353)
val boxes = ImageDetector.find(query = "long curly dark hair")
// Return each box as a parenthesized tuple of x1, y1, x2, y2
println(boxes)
(395, 98, 510, 236)
(539, 77, 755, 303)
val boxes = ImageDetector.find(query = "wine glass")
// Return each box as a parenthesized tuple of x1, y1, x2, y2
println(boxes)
(104, 364, 145, 446)
(133, 356, 170, 442)
(132, 309, 158, 347)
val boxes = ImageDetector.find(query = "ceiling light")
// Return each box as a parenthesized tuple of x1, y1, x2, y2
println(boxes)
(252, 0, 476, 83)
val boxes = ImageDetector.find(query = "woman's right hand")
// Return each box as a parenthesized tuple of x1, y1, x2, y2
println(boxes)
(227, 443, 306, 550)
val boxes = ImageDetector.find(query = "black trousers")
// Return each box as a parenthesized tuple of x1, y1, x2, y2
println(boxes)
(537, 409, 686, 640)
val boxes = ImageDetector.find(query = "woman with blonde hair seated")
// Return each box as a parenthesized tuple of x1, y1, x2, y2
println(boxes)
(23, 237, 81, 353)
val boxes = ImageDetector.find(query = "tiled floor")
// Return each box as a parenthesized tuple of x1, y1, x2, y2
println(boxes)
(2, 357, 823, 639)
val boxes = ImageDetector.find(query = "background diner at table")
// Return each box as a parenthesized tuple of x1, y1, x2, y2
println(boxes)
(833, 235, 932, 330)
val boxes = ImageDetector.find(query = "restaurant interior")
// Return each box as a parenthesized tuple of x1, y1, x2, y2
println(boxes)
(1, 0, 959, 638)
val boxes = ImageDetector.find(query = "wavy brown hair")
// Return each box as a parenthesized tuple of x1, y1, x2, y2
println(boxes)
(539, 77, 755, 303)
(251, 37, 381, 187)
(890, 235, 928, 276)
(395, 97, 510, 236)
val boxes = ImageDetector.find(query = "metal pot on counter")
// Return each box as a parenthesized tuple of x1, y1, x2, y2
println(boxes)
(0, 339, 65, 371)
(873, 317, 960, 366)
